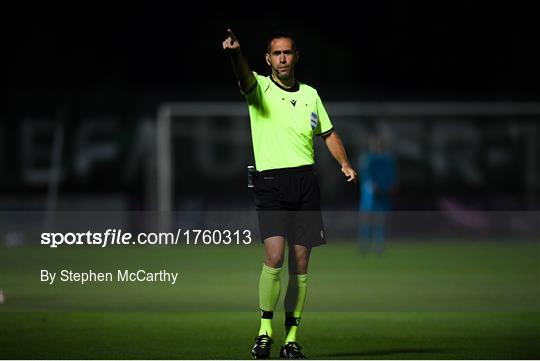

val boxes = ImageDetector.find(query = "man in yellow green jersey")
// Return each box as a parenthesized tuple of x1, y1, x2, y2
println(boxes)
(223, 29, 357, 359)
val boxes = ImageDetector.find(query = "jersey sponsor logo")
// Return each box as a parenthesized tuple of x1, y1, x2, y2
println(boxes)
(310, 112, 318, 129)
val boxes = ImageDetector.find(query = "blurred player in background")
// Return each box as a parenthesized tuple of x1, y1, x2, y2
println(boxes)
(223, 29, 357, 358)
(358, 134, 398, 254)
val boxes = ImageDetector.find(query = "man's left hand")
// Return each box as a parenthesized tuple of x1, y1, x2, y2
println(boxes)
(341, 166, 358, 183)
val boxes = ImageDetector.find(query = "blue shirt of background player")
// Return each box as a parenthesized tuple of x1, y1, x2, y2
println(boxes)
(359, 152, 397, 211)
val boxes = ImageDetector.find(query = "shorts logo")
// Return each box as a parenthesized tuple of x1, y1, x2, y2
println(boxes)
(320, 230, 324, 239)
(310, 112, 318, 129)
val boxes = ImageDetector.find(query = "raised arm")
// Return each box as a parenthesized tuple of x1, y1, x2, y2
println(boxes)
(222, 29, 256, 92)
(323, 131, 358, 183)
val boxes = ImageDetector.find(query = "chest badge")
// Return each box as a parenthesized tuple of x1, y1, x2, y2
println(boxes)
(310, 112, 318, 129)
(290, 99, 297, 107)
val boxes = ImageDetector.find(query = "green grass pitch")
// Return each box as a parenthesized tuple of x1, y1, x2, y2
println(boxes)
(0, 241, 538, 359)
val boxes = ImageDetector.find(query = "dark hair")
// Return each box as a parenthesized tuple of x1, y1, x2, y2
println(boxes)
(266, 32, 297, 53)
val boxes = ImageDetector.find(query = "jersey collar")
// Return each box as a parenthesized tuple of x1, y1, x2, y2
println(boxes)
(270, 74, 299, 92)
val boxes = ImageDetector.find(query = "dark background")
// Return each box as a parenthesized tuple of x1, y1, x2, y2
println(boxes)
(3, 3, 538, 98)
(1, 2, 539, 211)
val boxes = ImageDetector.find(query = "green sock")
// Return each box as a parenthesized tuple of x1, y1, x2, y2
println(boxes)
(258, 263, 282, 337)
(283, 273, 308, 344)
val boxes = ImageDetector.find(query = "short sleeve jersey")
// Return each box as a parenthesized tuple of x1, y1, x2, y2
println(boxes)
(242, 72, 334, 171)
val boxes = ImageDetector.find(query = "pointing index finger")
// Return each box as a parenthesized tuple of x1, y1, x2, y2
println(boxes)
(227, 28, 237, 41)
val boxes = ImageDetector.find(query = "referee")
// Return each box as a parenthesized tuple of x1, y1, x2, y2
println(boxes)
(223, 29, 357, 359)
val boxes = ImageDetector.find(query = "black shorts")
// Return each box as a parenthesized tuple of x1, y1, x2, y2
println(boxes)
(253, 165, 326, 248)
